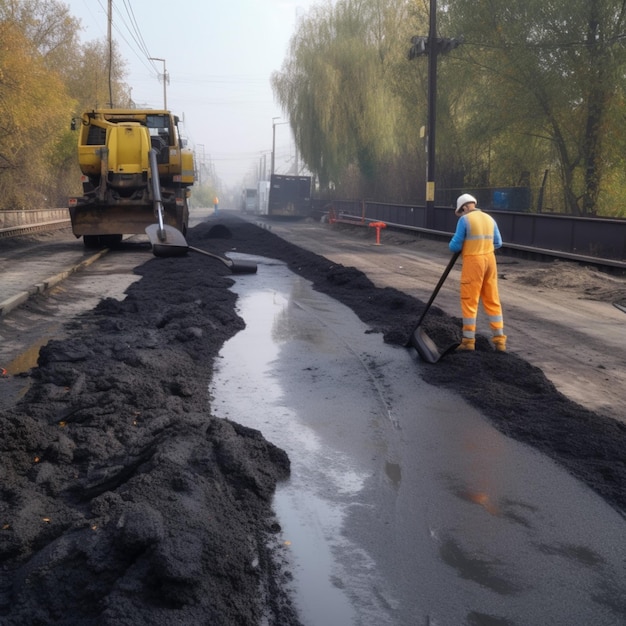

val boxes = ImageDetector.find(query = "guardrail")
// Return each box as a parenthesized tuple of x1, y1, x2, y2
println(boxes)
(0, 208, 70, 229)
(318, 200, 626, 269)
(0, 208, 71, 238)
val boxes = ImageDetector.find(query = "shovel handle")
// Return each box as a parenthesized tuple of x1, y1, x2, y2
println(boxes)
(188, 245, 231, 267)
(148, 149, 166, 239)
(414, 251, 461, 328)
(188, 246, 258, 274)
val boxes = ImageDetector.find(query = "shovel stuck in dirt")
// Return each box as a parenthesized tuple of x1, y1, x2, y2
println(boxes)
(145, 150, 257, 274)
(187, 246, 257, 274)
(145, 223, 258, 274)
(408, 252, 460, 363)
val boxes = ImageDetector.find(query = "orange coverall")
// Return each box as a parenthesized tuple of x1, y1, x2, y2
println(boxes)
(449, 209, 506, 348)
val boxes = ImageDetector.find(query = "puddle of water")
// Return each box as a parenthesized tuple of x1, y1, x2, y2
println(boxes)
(210, 280, 355, 623)
(273, 490, 355, 625)
(5, 336, 51, 375)
(211, 254, 626, 626)
(1, 263, 143, 409)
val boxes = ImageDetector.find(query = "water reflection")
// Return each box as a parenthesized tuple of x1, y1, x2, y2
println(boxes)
(5, 338, 48, 374)
(211, 266, 361, 624)
(211, 254, 626, 626)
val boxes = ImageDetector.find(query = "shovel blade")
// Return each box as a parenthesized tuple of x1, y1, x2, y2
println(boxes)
(145, 224, 189, 257)
(411, 327, 460, 364)
(411, 327, 441, 363)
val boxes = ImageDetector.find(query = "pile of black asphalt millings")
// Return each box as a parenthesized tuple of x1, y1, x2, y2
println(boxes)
(1, 213, 625, 625)
(0, 224, 297, 625)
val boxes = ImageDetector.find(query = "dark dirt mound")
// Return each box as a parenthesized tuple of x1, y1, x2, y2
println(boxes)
(0, 225, 296, 625)
(1, 213, 625, 625)
(511, 260, 626, 306)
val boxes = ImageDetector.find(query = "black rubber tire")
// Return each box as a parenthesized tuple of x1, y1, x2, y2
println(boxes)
(83, 235, 101, 249)
(100, 234, 123, 248)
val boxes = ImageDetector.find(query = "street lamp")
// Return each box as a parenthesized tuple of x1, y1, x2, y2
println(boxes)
(149, 57, 168, 109)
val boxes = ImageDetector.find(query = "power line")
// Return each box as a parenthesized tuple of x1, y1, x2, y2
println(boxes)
(74, 0, 157, 75)
(88, 0, 160, 77)
(174, 74, 269, 85)
(119, 0, 153, 61)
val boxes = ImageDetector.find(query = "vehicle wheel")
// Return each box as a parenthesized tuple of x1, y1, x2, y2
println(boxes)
(100, 234, 123, 248)
(83, 235, 101, 249)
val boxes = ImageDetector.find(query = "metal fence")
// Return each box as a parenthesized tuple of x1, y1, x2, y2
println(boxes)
(0, 208, 70, 231)
(314, 199, 626, 266)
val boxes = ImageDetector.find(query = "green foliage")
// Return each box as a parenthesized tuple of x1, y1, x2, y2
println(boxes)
(272, 0, 408, 191)
(273, 0, 626, 215)
(191, 183, 219, 209)
(443, 0, 626, 215)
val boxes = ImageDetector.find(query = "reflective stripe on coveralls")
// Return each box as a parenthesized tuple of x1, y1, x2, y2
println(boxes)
(456, 211, 505, 341)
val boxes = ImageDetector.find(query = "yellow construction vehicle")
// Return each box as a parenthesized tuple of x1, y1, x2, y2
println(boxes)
(68, 109, 194, 248)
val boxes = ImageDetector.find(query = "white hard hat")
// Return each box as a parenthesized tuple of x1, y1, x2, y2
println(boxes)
(455, 193, 477, 216)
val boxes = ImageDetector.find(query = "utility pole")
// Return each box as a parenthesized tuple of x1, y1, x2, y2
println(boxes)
(426, 0, 437, 228)
(271, 118, 289, 176)
(271, 117, 280, 176)
(149, 57, 168, 109)
(196, 144, 205, 185)
(409, 0, 462, 229)
(107, 0, 113, 108)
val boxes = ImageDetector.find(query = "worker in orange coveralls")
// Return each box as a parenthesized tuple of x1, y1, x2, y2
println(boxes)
(449, 193, 506, 352)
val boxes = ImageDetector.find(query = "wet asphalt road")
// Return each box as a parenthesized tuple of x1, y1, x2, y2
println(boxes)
(211, 254, 626, 626)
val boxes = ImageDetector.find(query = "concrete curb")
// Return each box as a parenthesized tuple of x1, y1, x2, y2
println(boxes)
(0, 248, 109, 318)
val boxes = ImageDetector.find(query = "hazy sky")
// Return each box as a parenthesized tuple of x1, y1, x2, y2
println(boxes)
(65, 0, 319, 189)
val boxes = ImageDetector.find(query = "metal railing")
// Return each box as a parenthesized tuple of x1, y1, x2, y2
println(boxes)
(0, 208, 71, 238)
(317, 200, 626, 269)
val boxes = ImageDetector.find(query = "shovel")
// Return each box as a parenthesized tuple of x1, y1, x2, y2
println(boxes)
(145, 223, 188, 257)
(188, 245, 257, 274)
(145, 148, 189, 257)
(144, 150, 256, 273)
(408, 251, 461, 363)
(145, 224, 257, 274)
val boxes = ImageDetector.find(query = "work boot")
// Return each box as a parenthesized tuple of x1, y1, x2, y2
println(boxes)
(456, 338, 475, 351)
(493, 336, 506, 352)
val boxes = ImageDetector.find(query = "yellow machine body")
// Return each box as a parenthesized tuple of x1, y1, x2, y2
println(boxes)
(69, 109, 195, 246)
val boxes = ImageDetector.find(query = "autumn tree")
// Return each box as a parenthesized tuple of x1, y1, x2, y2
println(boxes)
(0, 20, 72, 208)
(0, 0, 131, 208)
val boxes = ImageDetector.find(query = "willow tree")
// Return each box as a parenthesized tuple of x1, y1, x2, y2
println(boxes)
(272, 0, 408, 192)
(444, 0, 626, 215)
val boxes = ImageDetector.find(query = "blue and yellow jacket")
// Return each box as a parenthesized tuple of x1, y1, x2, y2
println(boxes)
(449, 209, 502, 255)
